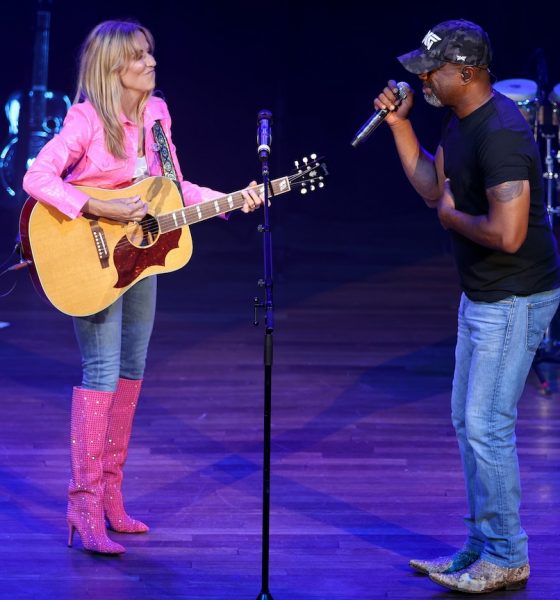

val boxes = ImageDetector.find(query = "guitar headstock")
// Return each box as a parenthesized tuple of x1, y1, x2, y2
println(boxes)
(290, 154, 328, 194)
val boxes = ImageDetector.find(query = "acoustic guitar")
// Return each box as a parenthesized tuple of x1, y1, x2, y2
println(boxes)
(19, 157, 327, 317)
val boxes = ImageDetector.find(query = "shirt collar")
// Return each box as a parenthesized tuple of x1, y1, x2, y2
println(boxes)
(118, 95, 167, 125)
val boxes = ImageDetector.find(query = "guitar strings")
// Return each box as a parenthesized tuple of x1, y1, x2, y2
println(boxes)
(106, 169, 315, 253)
(108, 190, 249, 252)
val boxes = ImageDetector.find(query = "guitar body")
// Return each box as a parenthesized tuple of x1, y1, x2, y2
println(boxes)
(20, 176, 193, 317)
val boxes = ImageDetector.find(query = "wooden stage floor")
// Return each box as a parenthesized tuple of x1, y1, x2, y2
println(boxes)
(1, 213, 559, 599)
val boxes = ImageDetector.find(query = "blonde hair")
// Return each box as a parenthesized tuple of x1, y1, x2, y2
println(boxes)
(75, 20, 155, 158)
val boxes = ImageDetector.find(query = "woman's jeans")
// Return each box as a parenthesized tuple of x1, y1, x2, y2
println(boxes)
(73, 276, 157, 392)
(451, 288, 560, 567)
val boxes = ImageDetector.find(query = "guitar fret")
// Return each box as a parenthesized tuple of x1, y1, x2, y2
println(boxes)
(159, 174, 294, 233)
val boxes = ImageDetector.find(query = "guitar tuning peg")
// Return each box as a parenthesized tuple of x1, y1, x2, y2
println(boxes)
(303, 156, 308, 164)
(294, 160, 299, 168)
(319, 182, 325, 188)
(300, 187, 308, 195)
(310, 153, 317, 160)
(310, 184, 316, 191)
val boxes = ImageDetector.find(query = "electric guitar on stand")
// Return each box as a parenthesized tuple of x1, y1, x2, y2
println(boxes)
(0, 0, 70, 203)
(0, 1, 69, 329)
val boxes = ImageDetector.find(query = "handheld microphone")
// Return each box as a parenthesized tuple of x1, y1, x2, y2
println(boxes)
(351, 82, 409, 148)
(257, 110, 272, 161)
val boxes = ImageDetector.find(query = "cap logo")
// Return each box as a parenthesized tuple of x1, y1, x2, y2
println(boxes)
(422, 30, 442, 50)
(456, 55, 466, 61)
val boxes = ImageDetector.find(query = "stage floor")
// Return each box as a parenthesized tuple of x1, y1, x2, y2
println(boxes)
(0, 213, 559, 599)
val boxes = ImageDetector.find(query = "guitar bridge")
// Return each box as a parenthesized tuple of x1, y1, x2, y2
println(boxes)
(88, 219, 110, 268)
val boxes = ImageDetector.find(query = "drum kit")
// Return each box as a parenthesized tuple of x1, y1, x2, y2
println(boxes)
(493, 78, 560, 135)
(494, 78, 560, 217)
(495, 78, 560, 389)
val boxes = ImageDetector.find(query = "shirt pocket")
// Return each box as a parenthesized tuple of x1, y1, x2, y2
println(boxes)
(87, 144, 129, 174)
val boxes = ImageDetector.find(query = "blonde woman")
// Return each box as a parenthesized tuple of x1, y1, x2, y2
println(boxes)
(23, 20, 262, 554)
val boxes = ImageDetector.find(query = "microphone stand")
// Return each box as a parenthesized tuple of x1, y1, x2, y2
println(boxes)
(254, 139, 274, 600)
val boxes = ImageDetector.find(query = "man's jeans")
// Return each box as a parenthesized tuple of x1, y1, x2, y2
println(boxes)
(451, 288, 560, 567)
(73, 276, 157, 391)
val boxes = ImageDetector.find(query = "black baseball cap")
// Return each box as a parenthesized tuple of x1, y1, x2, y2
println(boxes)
(397, 19, 492, 74)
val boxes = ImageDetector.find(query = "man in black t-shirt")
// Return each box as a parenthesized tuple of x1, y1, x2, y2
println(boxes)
(373, 19, 560, 594)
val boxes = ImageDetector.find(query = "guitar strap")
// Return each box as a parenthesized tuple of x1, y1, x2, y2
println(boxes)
(152, 120, 178, 181)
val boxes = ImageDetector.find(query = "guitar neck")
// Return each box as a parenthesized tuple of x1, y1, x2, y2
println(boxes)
(157, 176, 291, 233)
(29, 2, 53, 132)
(31, 5, 51, 92)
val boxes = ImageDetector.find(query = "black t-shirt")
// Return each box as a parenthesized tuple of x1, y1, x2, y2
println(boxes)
(441, 90, 560, 302)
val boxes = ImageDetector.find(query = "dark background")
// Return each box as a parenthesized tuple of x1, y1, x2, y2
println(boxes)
(1, 0, 559, 300)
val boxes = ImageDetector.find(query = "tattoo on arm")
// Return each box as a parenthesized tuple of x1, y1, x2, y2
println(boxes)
(487, 181, 524, 203)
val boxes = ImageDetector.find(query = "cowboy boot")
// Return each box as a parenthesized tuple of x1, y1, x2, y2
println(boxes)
(410, 549, 480, 574)
(67, 386, 125, 554)
(430, 558, 530, 593)
(103, 377, 149, 533)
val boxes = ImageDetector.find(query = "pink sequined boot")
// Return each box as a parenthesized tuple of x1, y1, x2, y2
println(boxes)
(103, 378, 149, 533)
(67, 386, 125, 554)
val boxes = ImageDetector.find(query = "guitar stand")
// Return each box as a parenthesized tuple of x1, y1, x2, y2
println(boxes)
(0, 240, 27, 328)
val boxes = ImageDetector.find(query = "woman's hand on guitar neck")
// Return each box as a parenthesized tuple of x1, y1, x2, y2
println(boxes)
(241, 181, 265, 213)
(82, 195, 149, 223)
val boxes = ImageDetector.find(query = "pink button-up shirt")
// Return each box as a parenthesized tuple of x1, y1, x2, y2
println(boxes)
(23, 96, 222, 219)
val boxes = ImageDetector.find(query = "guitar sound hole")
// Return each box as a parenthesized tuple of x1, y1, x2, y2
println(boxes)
(127, 214, 159, 247)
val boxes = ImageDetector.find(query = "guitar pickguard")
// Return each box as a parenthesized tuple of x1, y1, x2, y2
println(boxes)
(113, 229, 182, 288)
